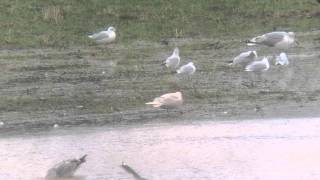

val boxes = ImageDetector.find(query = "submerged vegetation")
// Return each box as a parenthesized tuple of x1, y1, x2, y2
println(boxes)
(0, 0, 319, 48)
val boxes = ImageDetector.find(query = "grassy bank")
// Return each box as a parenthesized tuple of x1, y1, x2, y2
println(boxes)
(0, 0, 319, 48)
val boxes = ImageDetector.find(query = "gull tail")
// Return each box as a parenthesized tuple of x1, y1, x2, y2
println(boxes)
(246, 35, 264, 46)
(245, 40, 257, 46)
(145, 101, 162, 108)
(226, 60, 234, 66)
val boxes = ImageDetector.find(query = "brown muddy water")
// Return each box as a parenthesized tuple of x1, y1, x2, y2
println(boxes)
(1, 118, 320, 180)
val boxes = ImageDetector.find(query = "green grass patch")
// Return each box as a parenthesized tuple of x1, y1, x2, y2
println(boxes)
(0, 0, 319, 48)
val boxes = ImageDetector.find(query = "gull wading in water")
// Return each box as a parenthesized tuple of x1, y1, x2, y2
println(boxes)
(88, 26, 116, 44)
(275, 52, 289, 66)
(230, 50, 258, 67)
(245, 57, 270, 72)
(45, 155, 87, 179)
(146, 92, 183, 109)
(163, 47, 180, 70)
(246, 31, 298, 50)
(177, 62, 196, 75)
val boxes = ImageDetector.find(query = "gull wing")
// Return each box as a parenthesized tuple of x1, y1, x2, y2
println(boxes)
(262, 32, 286, 46)
(246, 61, 267, 72)
(89, 31, 109, 41)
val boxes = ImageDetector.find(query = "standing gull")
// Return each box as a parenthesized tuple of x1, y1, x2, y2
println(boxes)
(45, 155, 87, 179)
(247, 32, 297, 50)
(245, 57, 270, 72)
(88, 26, 116, 44)
(230, 50, 258, 67)
(146, 92, 183, 109)
(177, 62, 196, 75)
(275, 52, 289, 66)
(163, 47, 180, 70)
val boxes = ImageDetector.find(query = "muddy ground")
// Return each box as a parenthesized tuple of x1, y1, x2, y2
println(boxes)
(0, 31, 319, 134)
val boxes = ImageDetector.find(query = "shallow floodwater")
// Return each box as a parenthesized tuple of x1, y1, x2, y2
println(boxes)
(1, 118, 320, 180)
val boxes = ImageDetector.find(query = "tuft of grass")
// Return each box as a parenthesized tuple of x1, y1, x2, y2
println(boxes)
(42, 6, 64, 24)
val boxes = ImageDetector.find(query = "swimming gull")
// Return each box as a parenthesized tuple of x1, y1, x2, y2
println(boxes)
(230, 50, 258, 67)
(146, 92, 183, 109)
(162, 47, 180, 70)
(245, 57, 270, 72)
(275, 52, 289, 66)
(247, 31, 297, 49)
(177, 62, 196, 75)
(88, 26, 116, 44)
(45, 154, 87, 179)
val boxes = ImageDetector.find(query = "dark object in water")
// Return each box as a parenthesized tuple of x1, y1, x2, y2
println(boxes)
(45, 154, 87, 179)
(121, 162, 148, 180)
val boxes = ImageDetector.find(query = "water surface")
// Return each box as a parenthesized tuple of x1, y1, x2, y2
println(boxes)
(1, 118, 320, 180)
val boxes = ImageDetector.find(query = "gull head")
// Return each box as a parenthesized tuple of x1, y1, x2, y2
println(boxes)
(107, 26, 116, 32)
(262, 56, 269, 62)
(288, 32, 295, 38)
(288, 32, 300, 46)
(263, 57, 270, 68)
(175, 91, 182, 99)
(79, 154, 87, 163)
(173, 47, 179, 55)
(250, 51, 258, 58)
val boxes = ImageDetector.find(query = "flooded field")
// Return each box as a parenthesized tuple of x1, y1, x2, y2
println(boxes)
(1, 118, 320, 180)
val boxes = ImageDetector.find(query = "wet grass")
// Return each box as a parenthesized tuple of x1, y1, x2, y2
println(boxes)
(0, 0, 319, 48)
